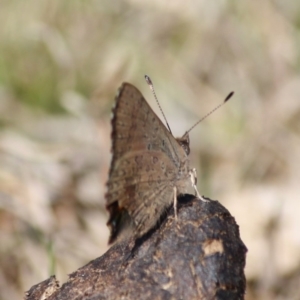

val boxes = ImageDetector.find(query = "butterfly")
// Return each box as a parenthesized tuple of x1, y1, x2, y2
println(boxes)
(105, 78, 232, 244)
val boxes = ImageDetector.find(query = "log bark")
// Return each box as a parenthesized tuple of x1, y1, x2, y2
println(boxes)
(25, 195, 247, 300)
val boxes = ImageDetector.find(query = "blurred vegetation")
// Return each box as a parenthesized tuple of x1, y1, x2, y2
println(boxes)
(0, 1, 300, 299)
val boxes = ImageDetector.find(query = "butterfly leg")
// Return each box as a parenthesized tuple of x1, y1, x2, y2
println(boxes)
(173, 186, 178, 221)
(189, 168, 208, 202)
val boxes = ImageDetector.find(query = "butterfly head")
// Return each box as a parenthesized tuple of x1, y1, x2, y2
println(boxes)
(176, 132, 190, 156)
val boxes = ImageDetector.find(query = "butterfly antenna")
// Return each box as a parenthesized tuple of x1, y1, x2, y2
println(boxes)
(184, 91, 234, 136)
(145, 75, 173, 134)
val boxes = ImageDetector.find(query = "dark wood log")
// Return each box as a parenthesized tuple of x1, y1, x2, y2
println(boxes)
(25, 195, 247, 300)
(25, 275, 59, 300)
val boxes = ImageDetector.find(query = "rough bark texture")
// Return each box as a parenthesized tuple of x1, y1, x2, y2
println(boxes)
(25, 195, 247, 300)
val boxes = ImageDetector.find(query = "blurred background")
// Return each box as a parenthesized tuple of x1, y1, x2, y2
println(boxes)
(0, 1, 300, 299)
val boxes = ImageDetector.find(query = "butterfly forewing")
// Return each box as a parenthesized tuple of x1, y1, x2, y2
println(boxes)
(106, 83, 191, 243)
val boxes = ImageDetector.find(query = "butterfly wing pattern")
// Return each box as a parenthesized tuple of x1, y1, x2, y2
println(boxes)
(106, 83, 192, 244)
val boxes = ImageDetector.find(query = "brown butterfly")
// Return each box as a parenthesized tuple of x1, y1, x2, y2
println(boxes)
(105, 78, 232, 244)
